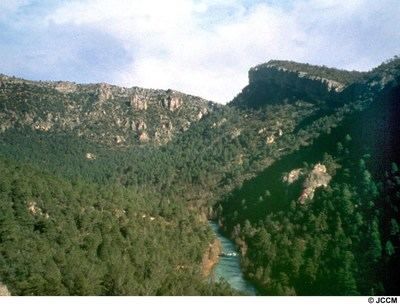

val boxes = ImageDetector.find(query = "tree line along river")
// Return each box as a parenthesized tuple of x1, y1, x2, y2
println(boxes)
(208, 221, 257, 295)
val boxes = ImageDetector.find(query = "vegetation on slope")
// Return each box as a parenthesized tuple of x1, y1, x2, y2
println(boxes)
(262, 60, 365, 85)
(215, 60, 400, 294)
(0, 158, 235, 295)
(0, 57, 399, 295)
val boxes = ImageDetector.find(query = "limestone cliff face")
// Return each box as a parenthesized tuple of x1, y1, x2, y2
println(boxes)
(249, 63, 345, 92)
(0, 75, 216, 147)
(163, 90, 183, 111)
(130, 91, 148, 110)
(202, 239, 221, 277)
(230, 60, 361, 108)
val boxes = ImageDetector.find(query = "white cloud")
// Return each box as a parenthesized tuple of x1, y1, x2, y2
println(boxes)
(5, 0, 400, 102)
(0, 0, 31, 20)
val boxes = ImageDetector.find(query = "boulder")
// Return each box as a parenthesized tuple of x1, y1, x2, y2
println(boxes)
(266, 135, 275, 144)
(85, 153, 96, 160)
(115, 135, 125, 144)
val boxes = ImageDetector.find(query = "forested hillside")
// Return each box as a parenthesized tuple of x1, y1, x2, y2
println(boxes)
(217, 57, 400, 295)
(0, 74, 215, 147)
(0, 57, 399, 295)
(0, 158, 235, 295)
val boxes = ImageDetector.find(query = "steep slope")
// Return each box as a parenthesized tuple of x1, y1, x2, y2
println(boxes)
(0, 157, 237, 295)
(215, 57, 400, 295)
(129, 59, 379, 210)
(0, 75, 216, 147)
(0, 57, 399, 296)
(231, 60, 365, 108)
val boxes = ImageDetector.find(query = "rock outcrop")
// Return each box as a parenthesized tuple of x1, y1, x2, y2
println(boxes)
(114, 135, 125, 144)
(33, 121, 52, 131)
(0, 283, 10, 296)
(138, 131, 150, 143)
(85, 153, 96, 160)
(0, 74, 216, 147)
(27, 200, 49, 218)
(163, 90, 183, 111)
(249, 63, 346, 92)
(266, 135, 275, 144)
(53, 81, 77, 93)
(130, 93, 148, 110)
(98, 83, 114, 102)
(136, 120, 147, 131)
(283, 163, 331, 204)
(283, 168, 303, 184)
(230, 60, 363, 108)
(202, 239, 221, 277)
(299, 163, 331, 204)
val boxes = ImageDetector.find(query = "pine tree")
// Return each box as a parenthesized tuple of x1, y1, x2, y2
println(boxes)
(385, 241, 395, 257)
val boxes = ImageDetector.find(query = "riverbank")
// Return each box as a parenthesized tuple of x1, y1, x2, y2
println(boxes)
(208, 221, 257, 295)
(202, 238, 222, 277)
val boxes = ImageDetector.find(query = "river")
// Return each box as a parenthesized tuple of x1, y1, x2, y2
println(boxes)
(208, 221, 257, 295)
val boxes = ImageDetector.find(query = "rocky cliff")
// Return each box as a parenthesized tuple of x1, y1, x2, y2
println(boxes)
(231, 60, 364, 108)
(283, 163, 332, 204)
(0, 75, 216, 147)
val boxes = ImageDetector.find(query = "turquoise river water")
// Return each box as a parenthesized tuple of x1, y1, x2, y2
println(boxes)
(208, 221, 257, 295)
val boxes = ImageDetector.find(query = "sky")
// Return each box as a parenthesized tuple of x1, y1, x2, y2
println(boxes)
(0, 0, 399, 103)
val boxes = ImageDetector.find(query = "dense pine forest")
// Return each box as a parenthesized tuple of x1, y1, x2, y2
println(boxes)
(0, 158, 236, 295)
(0, 57, 399, 295)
